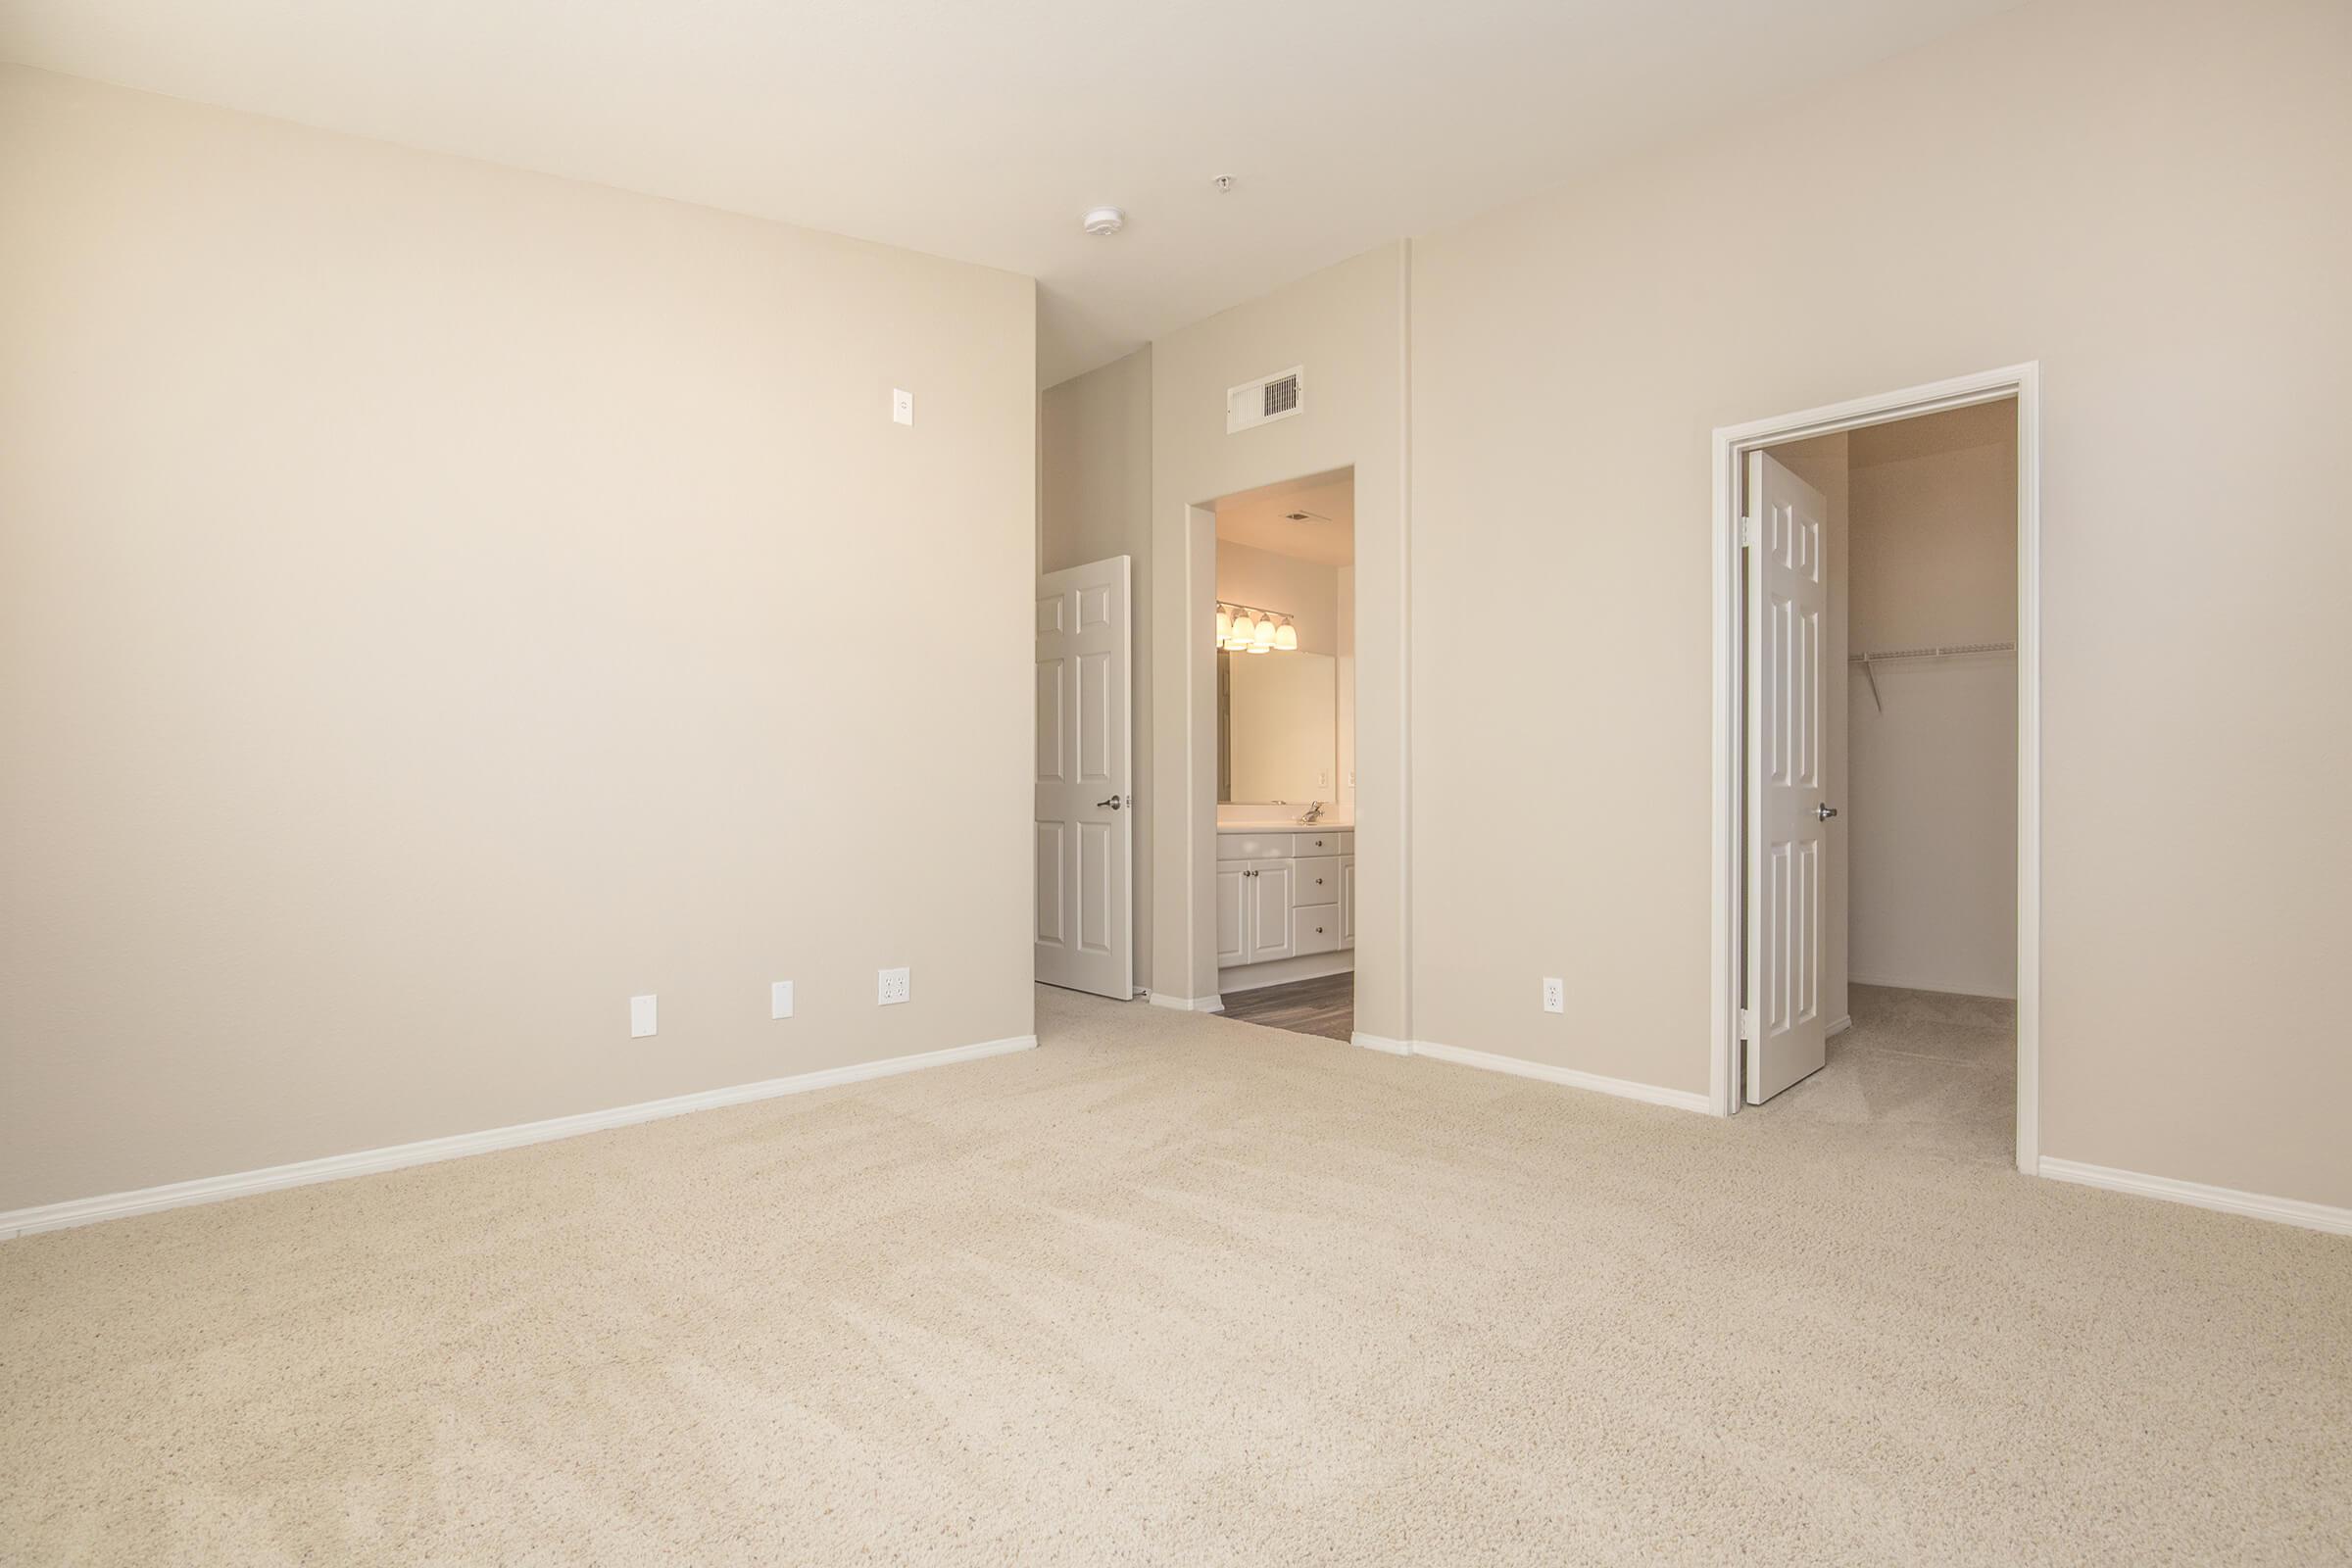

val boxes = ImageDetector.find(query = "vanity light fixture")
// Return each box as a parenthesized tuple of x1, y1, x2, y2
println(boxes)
(1215, 602, 1301, 653)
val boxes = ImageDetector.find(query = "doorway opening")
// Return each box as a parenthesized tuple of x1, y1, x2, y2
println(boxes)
(1711, 367, 2040, 1171)
(1206, 466, 1357, 1043)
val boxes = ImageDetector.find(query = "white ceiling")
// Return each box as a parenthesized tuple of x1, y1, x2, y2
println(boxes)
(0, 0, 2020, 386)
(1216, 470, 1354, 566)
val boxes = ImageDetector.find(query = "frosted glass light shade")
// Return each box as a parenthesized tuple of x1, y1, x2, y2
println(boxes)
(1251, 616, 1276, 651)
(1273, 620, 1298, 651)
(1215, 607, 1231, 643)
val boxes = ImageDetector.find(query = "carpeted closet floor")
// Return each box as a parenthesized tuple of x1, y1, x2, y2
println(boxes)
(1753, 981, 2019, 1164)
(4, 985, 2345, 1565)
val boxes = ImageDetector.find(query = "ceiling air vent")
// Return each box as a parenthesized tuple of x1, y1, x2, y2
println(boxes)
(1226, 366, 1304, 434)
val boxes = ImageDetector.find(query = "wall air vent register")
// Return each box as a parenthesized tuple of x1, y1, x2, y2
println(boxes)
(1226, 367, 1303, 434)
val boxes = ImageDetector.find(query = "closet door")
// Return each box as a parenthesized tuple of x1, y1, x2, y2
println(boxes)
(1034, 557, 1133, 999)
(1744, 452, 1831, 1102)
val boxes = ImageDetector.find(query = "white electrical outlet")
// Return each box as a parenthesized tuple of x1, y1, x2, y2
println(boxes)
(1542, 977, 1565, 1014)
(891, 388, 913, 425)
(877, 966, 911, 1005)
(630, 994, 658, 1038)
(770, 980, 795, 1020)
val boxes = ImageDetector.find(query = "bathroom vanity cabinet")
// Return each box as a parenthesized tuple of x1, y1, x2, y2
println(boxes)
(1215, 827, 1354, 976)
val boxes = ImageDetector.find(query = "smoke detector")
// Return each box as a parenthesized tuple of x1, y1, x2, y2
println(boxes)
(1082, 207, 1126, 236)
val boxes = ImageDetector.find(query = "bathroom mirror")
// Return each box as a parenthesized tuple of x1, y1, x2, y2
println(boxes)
(1217, 651, 1338, 805)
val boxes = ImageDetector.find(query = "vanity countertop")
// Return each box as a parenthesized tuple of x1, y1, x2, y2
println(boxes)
(1217, 821, 1354, 833)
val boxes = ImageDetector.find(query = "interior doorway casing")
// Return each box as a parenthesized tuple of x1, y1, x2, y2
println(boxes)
(1709, 364, 2041, 1172)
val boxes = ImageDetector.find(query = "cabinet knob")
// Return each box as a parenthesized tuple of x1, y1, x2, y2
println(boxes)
(1315, 926, 1325, 934)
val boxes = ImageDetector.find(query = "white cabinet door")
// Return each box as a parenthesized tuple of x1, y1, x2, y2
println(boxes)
(1247, 862, 1295, 964)
(1035, 557, 1133, 999)
(1214, 864, 1250, 967)
(1339, 857, 1355, 948)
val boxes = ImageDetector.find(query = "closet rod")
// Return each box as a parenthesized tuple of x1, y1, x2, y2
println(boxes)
(1849, 640, 2014, 713)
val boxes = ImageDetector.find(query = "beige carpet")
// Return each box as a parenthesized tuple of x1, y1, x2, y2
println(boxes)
(1755, 982, 2021, 1165)
(3, 987, 2346, 1565)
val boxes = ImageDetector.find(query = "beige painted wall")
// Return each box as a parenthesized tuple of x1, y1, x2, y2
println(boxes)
(1150, 245, 1406, 1027)
(1336, 565, 1356, 824)
(1410, 0, 2352, 1205)
(0, 69, 1037, 1211)
(1764, 433, 1850, 1031)
(1848, 407, 2018, 999)
(1038, 347, 1153, 987)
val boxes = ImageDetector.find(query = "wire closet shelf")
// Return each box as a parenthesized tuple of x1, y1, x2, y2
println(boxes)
(1849, 640, 2015, 711)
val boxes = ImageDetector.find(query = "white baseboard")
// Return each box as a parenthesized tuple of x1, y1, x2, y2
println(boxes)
(0, 1033, 1038, 1243)
(1849, 976, 2017, 1003)
(1828, 1014, 1853, 1038)
(1348, 1031, 1412, 1055)
(1406, 1039, 1715, 1115)
(1147, 992, 1224, 1013)
(2036, 1157, 2352, 1237)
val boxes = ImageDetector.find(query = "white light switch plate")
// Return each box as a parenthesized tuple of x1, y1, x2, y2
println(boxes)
(877, 966, 910, 1005)
(1542, 978, 1565, 1014)
(630, 994, 658, 1037)
(892, 388, 913, 425)
(770, 980, 795, 1020)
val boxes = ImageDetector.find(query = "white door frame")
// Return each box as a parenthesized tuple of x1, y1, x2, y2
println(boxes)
(1709, 363, 2041, 1172)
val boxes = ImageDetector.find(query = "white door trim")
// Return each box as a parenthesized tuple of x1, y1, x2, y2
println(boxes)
(1709, 363, 2041, 1173)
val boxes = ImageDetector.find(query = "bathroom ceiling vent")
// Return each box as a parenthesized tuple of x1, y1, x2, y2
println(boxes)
(1226, 366, 1303, 434)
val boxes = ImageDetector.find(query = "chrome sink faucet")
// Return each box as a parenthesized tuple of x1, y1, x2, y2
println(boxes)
(1297, 801, 1324, 823)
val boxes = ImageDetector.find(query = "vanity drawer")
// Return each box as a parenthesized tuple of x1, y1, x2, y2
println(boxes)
(1293, 830, 1351, 857)
(1217, 833, 1295, 861)
(1291, 906, 1342, 956)
(1293, 857, 1341, 906)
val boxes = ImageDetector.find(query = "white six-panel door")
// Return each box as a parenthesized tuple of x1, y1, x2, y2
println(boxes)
(1745, 453, 1831, 1102)
(1035, 558, 1133, 999)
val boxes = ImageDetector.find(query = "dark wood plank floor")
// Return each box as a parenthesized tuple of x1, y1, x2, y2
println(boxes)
(1219, 972, 1353, 1043)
